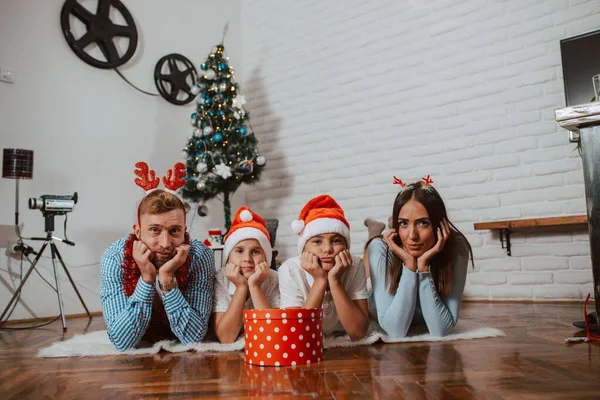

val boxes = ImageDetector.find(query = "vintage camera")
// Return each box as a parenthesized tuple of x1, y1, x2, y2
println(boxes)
(28, 192, 78, 215)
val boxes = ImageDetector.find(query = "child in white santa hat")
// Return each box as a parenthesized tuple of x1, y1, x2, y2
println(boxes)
(278, 195, 369, 341)
(212, 206, 279, 343)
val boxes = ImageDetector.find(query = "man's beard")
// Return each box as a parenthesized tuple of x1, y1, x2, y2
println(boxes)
(151, 251, 175, 269)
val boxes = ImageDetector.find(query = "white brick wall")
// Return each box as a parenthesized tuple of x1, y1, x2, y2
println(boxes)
(241, 0, 597, 301)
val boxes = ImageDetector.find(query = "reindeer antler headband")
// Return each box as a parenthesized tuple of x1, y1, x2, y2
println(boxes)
(134, 161, 188, 224)
(393, 174, 434, 192)
(134, 162, 187, 194)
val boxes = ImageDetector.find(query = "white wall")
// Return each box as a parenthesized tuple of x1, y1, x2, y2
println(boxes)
(0, 0, 243, 320)
(241, 0, 599, 301)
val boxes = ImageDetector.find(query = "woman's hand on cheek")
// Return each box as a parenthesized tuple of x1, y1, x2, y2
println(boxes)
(417, 219, 450, 272)
(383, 230, 417, 272)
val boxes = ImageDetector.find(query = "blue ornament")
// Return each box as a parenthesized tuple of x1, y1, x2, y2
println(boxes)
(200, 63, 207, 71)
(191, 113, 197, 119)
(209, 111, 215, 116)
(237, 160, 254, 174)
(239, 126, 248, 135)
(218, 110, 225, 116)
(204, 98, 211, 105)
(197, 204, 208, 216)
(213, 133, 224, 143)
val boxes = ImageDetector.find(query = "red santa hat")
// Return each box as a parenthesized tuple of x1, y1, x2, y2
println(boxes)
(223, 207, 272, 267)
(291, 194, 350, 254)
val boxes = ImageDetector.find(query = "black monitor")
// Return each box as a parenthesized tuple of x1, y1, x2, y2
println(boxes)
(560, 29, 600, 106)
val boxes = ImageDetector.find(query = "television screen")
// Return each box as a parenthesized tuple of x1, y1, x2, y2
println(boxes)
(560, 29, 600, 106)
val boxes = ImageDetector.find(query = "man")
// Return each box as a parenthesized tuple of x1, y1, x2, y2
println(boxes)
(100, 162, 215, 351)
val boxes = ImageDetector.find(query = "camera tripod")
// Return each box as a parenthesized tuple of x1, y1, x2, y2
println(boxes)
(0, 214, 91, 330)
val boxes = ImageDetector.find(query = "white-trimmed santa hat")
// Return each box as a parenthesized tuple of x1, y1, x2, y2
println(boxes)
(223, 207, 272, 267)
(291, 194, 350, 254)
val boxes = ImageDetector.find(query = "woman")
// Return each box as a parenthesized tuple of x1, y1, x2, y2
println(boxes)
(365, 178, 473, 338)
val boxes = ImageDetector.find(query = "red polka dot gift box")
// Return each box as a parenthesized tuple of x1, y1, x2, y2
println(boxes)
(243, 308, 324, 367)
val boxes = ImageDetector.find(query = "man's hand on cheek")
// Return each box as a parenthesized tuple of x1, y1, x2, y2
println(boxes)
(159, 244, 190, 280)
(133, 240, 156, 283)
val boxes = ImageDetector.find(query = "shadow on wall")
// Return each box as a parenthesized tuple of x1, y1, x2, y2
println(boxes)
(244, 52, 292, 230)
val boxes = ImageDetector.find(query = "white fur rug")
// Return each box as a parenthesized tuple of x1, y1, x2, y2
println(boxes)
(37, 324, 503, 358)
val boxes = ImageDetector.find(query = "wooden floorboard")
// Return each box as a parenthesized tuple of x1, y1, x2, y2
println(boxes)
(1, 303, 599, 399)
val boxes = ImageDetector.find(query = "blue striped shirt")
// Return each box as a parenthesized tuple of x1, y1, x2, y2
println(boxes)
(100, 237, 215, 351)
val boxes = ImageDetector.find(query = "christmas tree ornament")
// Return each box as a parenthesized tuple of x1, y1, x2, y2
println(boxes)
(196, 180, 206, 190)
(203, 126, 214, 136)
(205, 69, 216, 80)
(190, 85, 201, 95)
(193, 128, 202, 138)
(213, 133, 224, 143)
(200, 63, 207, 70)
(237, 160, 254, 174)
(215, 162, 233, 179)
(197, 204, 208, 216)
(196, 162, 208, 173)
(239, 126, 248, 135)
(204, 97, 211, 105)
(190, 118, 196, 126)
(233, 111, 241, 120)
(181, 149, 189, 159)
(256, 155, 266, 166)
(219, 83, 227, 92)
(232, 95, 246, 109)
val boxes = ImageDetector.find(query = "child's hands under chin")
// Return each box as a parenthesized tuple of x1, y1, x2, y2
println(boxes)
(225, 262, 248, 288)
(248, 261, 270, 288)
(328, 249, 352, 283)
(300, 252, 328, 281)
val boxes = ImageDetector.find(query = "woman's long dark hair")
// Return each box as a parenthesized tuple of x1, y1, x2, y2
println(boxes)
(367, 182, 474, 298)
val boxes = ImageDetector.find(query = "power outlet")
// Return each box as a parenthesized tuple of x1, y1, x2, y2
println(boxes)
(0, 66, 15, 83)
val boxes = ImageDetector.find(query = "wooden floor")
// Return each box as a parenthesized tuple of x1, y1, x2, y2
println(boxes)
(1, 303, 599, 399)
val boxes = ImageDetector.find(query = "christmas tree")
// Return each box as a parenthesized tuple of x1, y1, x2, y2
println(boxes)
(180, 44, 265, 232)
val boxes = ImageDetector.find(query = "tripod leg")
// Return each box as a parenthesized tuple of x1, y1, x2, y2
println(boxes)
(52, 243, 91, 319)
(0, 243, 49, 325)
(50, 243, 67, 330)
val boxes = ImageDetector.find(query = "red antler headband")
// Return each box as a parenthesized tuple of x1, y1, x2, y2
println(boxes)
(134, 162, 188, 225)
(393, 176, 406, 189)
(134, 162, 187, 195)
(393, 175, 434, 192)
(421, 174, 434, 187)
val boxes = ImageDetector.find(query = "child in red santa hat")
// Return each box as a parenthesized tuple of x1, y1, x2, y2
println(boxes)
(212, 206, 279, 343)
(278, 195, 369, 341)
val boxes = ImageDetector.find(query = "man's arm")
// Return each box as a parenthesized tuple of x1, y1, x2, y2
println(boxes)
(163, 243, 215, 345)
(100, 245, 154, 351)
